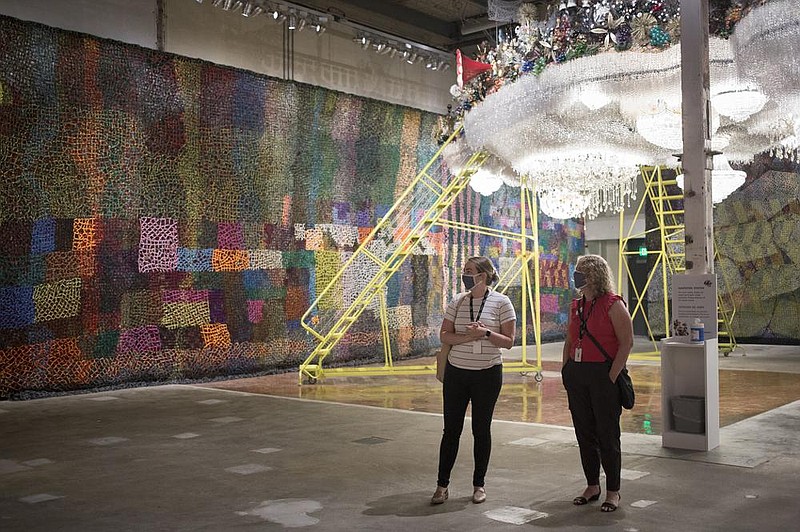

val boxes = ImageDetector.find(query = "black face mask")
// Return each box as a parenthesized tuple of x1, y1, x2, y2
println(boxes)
(573, 271, 587, 289)
(462, 274, 478, 290)
(461, 273, 480, 290)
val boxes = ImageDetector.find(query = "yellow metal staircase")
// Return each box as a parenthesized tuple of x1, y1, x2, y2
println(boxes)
(620, 166, 737, 355)
(298, 128, 488, 383)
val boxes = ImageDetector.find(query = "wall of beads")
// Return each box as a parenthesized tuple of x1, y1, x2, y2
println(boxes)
(0, 16, 437, 397)
(0, 17, 584, 398)
(715, 155, 800, 343)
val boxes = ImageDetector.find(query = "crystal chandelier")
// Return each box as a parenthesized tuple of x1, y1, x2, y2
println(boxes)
(676, 154, 747, 204)
(711, 85, 768, 123)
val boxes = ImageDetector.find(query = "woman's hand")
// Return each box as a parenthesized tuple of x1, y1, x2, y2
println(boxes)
(465, 322, 487, 340)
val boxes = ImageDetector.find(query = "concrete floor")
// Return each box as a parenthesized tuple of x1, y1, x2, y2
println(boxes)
(1, 342, 800, 531)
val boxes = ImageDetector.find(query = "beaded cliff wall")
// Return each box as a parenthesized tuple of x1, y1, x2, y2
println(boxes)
(715, 155, 800, 342)
(0, 17, 584, 397)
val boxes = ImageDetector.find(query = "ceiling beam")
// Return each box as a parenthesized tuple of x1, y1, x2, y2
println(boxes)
(318, 0, 460, 39)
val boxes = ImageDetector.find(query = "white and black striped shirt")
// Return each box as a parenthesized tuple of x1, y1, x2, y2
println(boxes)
(444, 289, 516, 370)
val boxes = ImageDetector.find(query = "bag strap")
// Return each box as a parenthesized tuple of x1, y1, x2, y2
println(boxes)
(582, 295, 627, 365)
(583, 328, 613, 364)
(453, 292, 469, 315)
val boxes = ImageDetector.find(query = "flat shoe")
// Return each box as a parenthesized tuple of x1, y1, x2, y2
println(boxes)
(601, 494, 620, 512)
(430, 487, 448, 505)
(472, 487, 486, 504)
(573, 488, 601, 505)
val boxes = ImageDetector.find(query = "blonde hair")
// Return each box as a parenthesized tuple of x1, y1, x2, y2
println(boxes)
(467, 256, 499, 285)
(576, 254, 615, 295)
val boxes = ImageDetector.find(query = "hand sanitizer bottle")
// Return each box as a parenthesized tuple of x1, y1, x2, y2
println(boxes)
(690, 319, 705, 343)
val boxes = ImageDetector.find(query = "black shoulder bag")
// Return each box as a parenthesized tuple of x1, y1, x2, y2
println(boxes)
(584, 329, 635, 410)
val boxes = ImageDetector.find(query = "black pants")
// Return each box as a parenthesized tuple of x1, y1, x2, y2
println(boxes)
(561, 359, 622, 492)
(437, 362, 503, 488)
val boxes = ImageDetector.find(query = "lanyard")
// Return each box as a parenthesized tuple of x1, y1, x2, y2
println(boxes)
(577, 295, 596, 341)
(470, 289, 490, 322)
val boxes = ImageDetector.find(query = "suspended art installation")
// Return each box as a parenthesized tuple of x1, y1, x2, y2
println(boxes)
(440, 0, 799, 219)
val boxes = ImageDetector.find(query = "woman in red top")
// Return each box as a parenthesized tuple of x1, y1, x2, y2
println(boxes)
(561, 255, 633, 512)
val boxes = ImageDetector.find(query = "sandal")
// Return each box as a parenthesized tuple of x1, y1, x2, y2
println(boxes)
(573, 487, 601, 506)
(600, 493, 621, 512)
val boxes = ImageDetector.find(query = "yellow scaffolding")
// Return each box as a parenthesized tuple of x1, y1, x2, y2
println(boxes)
(298, 128, 544, 384)
(618, 166, 737, 358)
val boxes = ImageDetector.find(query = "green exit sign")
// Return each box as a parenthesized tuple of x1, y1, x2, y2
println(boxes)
(639, 246, 648, 257)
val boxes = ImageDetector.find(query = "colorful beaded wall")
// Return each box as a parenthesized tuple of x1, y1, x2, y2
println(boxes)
(0, 17, 585, 397)
(714, 155, 800, 342)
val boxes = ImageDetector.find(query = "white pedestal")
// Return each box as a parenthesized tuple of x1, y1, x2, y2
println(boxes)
(660, 338, 720, 451)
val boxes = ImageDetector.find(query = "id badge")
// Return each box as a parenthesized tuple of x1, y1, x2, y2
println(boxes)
(473, 340, 482, 354)
(574, 346, 582, 362)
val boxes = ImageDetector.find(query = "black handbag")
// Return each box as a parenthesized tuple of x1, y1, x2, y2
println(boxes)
(584, 329, 635, 410)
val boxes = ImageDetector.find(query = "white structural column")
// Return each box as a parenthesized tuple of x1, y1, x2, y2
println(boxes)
(680, 0, 714, 272)
(661, 0, 720, 452)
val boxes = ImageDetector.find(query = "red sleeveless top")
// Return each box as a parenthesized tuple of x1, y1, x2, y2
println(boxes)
(568, 293, 624, 363)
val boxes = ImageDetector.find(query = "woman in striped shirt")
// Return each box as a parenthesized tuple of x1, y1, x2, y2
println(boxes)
(431, 256, 516, 505)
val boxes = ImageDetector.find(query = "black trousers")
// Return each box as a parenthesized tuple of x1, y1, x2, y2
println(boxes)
(561, 359, 622, 492)
(437, 362, 503, 488)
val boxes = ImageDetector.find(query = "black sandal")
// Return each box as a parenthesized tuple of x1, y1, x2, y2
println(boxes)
(600, 494, 621, 512)
(573, 488, 601, 505)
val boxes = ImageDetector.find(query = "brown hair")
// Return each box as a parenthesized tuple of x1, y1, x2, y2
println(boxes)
(467, 256, 499, 286)
(576, 254, 615, 295)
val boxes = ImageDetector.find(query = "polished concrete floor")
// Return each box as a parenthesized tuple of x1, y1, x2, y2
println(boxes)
(2, 339, 799, 531)
(203, 339, 800, 436)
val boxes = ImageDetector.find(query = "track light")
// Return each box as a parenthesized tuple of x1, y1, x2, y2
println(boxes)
(221, 0, 241, 11)
(241, 2, 262, 17)
(313, 16, 327, 34)
(271, 9, 286, 22)
(351, 30, 452, 70)
(295, 16, 306, 32)
(212, 0, 224, 6)
(287, 10, 297, 30)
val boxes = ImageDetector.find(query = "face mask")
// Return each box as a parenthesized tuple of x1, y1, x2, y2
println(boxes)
(462, 274, 478, 290)
(573, 271, 587, 289)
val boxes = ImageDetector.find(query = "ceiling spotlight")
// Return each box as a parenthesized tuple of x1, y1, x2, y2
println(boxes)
(296, 16, 306, 31)
(388, 47, 398, 58)
(212, 0, 224, 6)
(195, 0, 204, 4)
(271, 9, 285, 22)
(222, 0, 241, 11)
(314, 16, 327, 33)
(406, 52, 418, 64)
(241, 2, 262, 17)
(360, 36, 371, 49)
